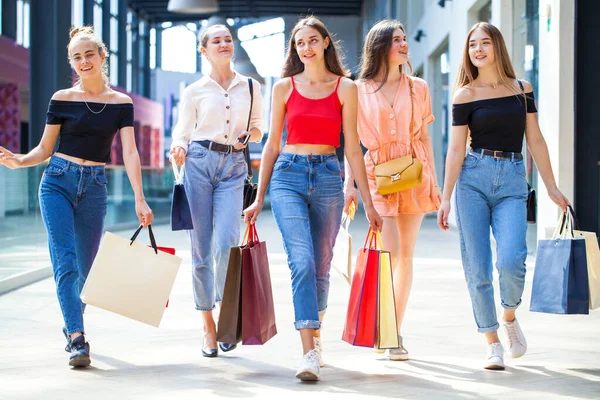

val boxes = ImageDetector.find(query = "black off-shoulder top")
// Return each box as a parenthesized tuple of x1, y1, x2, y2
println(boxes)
(46, 100, 134, 163)
(452, 91, 537, 153)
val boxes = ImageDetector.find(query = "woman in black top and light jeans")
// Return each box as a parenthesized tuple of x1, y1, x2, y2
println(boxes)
(0, 26, 153, 368)
(437, 23, 569, 370)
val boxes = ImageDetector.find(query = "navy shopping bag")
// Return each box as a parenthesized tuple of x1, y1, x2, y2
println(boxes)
(170, 162, 194, 231)
(530, 207, 589, 314)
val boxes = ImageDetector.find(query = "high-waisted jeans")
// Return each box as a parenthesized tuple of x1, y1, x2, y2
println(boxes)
(39, 156, 108, 335)
(455, 151, 528, 333)
(184, 141, 247, 311)
(270, 153, 344, 330)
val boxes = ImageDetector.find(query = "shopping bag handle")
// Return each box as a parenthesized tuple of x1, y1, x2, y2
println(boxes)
(363, 228, 384, 250)
(241, 223, 261, 247)
(171, 160, 185, 185)
(130, 224, 158, 254)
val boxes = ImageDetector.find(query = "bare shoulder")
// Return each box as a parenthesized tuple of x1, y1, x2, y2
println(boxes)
(519, 79, 534, 92)
(112, 91, 133, 104)
(453, 86, 475, 105)
(338, 76, 357, 96)
(51, 89, 76, 101)
(273, 77, 292, 98)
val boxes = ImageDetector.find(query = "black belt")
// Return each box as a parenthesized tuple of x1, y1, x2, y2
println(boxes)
(197, 140, 243, 154)
(471, 148, 523, 160)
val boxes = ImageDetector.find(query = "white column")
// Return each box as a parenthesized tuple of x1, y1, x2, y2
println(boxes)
(536, 0, 575, 238)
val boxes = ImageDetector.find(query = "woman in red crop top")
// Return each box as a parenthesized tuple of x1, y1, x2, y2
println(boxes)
(0, 27, 153, 368)
(244, 16, 382, 382)
(438, 23, 569, 370)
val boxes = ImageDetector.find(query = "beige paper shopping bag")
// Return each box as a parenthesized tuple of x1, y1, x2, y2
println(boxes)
(574, 230, 600, 309)
(81, 225, 182, 327)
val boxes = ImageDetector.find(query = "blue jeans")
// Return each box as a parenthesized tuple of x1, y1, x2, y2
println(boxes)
(184, 142, 246, 310)
(39, 156, 108, 335)
(270, 153, 344, 330)
(455, 151, 528, 333)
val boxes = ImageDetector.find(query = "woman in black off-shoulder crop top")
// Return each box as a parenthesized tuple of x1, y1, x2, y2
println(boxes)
(0, 27, 153, 368)
(436, 23, 569, 371)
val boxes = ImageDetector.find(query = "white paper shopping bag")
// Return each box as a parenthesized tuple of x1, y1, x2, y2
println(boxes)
(332, 202, 356, 285)
(81, 225, 182, 327)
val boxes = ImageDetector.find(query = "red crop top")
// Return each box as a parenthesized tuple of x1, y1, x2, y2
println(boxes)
(285, 76, 343, 148)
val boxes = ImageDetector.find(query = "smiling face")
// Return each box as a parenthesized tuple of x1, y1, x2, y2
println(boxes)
(294, 26, 330, 65)
(388, 28, 409, 66)
(201, 27, 234, 63)
(468, 28, 496, 68)
(69, 38, 106, 80)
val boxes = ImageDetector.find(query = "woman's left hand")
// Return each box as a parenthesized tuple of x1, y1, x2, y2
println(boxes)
(548, 187, 570, 211)
(365, 205, 383, 232)
(135, 198, 154, 227)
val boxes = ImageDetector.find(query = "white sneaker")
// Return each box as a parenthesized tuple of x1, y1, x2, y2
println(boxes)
(313, 337, 325, 367)
(296, 349, 320, 381)
(484, 342, 505, 370)
(502, 318, 527, 358)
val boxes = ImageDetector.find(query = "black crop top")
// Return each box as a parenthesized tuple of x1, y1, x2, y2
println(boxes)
(452, 92, 537, 153)
(46, 100, 134, 163)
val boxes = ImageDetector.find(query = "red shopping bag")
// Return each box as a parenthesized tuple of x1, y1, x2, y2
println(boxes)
(342, 229, 380, 347)
(241, 224, 278, 345)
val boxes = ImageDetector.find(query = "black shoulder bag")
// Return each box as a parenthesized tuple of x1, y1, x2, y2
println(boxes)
(519, 79, 536, 224)
(242, 78, 258, 215)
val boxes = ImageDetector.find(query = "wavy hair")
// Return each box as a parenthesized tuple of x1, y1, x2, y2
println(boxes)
(68, 26, 110, 87)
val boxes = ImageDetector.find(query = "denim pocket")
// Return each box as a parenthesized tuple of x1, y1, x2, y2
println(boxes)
(94, 173, 108, 186)
(324, 159, 341, 174)
(462, 154, 480, 170)
(513, 160, 527, 178)
(187, 145, 208, 159)
(45, 165, 66, 176)
(273, 159, 292, 172)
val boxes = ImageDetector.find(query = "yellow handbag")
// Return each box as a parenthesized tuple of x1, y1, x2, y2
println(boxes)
(369, 77, 423, 195)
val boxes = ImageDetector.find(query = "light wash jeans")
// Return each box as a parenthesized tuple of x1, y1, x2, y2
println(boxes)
(39, 156, 108, 335)
(455, 150, 528, 333)
(270, 153, 344, 330)
(184, 142, 246, 310)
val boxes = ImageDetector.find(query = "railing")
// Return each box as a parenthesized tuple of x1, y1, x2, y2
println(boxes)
(0, 163, 175, 287)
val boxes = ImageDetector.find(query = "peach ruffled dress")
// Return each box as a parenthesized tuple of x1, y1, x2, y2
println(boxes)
(356, 75, 440, 216)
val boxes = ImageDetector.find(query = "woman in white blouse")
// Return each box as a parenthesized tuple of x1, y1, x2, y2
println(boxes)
(170, 24, 263, 358)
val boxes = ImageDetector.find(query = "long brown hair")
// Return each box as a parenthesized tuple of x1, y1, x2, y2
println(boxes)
(281, 16, 349, 78)
(68, 26, 110, 87)
(359, 20, 413, 92)
(454, 22, 518, 94)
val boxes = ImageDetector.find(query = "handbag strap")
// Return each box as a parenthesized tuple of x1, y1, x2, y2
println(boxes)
(130, 224, 158, 254)
(171, 160, 184, 185)
(368, 75, 415, 166)
(244, 78, 254, 180)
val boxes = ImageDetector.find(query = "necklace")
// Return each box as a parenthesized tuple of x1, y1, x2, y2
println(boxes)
(82, 90, 111, 114)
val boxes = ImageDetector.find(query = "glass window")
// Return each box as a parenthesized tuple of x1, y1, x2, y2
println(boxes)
(149, 28, 156, 70)
(110, 54, 118, 86)
(93, 3, 102, 39)
(0, 0, 4, 34)
(161, 26, 196, 73)
(110, 17, 118, 51)
(16, 0, 23, 45)
(126, 63, 132, 92)
(22, 1, 29, 48)
(72, 0, 84, 27)
(110, 0, 118, 15)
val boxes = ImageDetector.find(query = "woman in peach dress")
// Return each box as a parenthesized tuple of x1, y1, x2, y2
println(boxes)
(345, 20, 441, 360)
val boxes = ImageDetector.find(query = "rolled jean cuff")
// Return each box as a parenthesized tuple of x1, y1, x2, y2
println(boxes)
(501, 299, 522, 310)
(477, 322, 499, 334)
(318, 308, 327, 318)
(67, 326, 85, 335)
(294, 320, 321, 330)
(195, 305, 215, 311)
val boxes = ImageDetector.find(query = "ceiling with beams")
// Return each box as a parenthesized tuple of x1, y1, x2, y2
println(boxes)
(128, 1, 363, 24)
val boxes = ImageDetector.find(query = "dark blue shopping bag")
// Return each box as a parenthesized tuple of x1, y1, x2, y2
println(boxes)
(530, 208, 589, 314)
(170, 162, 194, 231)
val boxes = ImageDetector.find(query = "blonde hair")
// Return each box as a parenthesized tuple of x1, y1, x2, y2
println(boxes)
(454, 22, 518, 94)
(67, 26, 110, 87)
(198, 24, 232, 50)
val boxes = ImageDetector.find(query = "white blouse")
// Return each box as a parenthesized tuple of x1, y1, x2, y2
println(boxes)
(170, 72, 263, 153)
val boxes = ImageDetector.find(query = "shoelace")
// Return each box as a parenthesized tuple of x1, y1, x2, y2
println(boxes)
(489, 343, 503, 358)
(71, 339, 87, 352)
(506, 323, 522, 345)
(304, 350, 319, 364)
